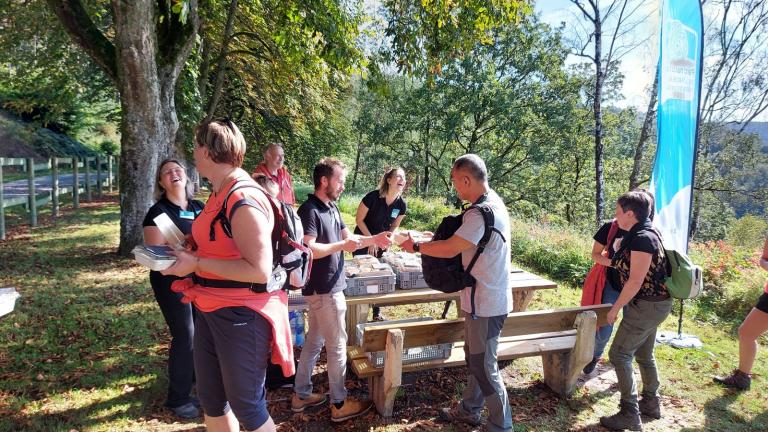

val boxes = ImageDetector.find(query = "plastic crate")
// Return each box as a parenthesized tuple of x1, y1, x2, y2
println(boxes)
(344, 264, 396, 297)
(397, 269, 428, 289)
(287, 289, 307, 310)
(356, 317, 452, 368)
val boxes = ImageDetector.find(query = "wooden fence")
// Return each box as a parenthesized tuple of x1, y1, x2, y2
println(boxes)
(0, 156, 118, 240)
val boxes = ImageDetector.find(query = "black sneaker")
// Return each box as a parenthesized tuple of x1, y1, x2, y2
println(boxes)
(170, 402, 200, 419)
(713, 369, 751, 390)
(583, 357, 600, 374)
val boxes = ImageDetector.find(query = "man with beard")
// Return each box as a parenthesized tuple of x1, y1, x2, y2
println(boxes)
(291, 158, 392, 422)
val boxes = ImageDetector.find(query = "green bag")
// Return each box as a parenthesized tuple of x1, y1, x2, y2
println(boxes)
(662, 248, 703, 299)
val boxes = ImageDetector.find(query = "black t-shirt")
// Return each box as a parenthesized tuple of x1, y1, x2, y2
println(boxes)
(298, 194, 347, 295)
(142, 197, 204, 232)
(353, 190, 407, 236)
(142, 197, 204, 280)
(593, 221, 628, 289)
(612, 225, 669, 298)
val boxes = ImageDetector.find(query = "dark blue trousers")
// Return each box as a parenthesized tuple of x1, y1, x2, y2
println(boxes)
(150, 271, 196, 408)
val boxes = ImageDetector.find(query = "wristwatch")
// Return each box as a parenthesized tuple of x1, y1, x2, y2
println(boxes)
(413, 242, 421, 252)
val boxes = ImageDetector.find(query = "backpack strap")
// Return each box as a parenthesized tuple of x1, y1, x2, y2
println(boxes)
(463, 202, 505, 320)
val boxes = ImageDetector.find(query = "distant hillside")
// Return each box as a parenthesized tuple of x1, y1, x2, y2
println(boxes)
(731, 121, 768, 151)
(0, 111, 95, 159)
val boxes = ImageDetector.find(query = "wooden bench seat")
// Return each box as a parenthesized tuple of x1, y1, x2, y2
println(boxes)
(347, 304, 611, 416)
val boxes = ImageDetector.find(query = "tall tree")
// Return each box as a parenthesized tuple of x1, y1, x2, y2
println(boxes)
(45, 0, 199, 255)
(628, 68, 658, 190)
(690, 0, 768, 238)
(569, 0, 650, 226)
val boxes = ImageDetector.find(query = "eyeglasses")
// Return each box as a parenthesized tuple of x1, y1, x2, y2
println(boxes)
(161, 167, 185, 176)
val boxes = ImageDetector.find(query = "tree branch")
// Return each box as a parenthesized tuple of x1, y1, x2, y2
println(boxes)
(45, 0, 117, 82)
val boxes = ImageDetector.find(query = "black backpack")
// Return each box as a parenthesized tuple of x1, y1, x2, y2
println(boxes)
(421, 198, 504, 319)
(203, 180, 312, 293)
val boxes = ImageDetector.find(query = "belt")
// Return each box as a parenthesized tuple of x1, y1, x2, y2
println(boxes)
(635, 293, 671, 302)
(192, 274, 268, 293)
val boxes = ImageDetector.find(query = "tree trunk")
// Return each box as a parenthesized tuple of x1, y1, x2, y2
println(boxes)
(593, 8, 605, 228)
(422, 118, 431, 195)
(352, 129, 363, 189)
(629, 70, 659, 190)
(205, 0, 239, 120)
(48, 0, 199, 256)
(114, 2, 176, 254)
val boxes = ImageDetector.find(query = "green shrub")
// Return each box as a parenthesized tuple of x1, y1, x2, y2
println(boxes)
(727, 215, 768, 249)
(688, 241, 766, 323)
(508, 218, 593, 286)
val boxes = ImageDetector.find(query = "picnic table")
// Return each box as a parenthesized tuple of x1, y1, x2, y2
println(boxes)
(345, 269, 556, 345)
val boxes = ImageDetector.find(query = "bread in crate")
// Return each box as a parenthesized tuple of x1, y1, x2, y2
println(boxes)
(344, 255, 396, 296)
(382, 251, 428, 289)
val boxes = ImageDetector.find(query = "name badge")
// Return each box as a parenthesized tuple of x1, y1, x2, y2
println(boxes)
(180, 210, 195, 220)
(390, 208, 400, 218)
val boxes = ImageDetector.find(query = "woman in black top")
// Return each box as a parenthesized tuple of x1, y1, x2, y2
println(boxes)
(600, 190, 672, 431)
(582, 219, 628, 375)
(142, 158, 204, 419)
(353, 167, 407, 321)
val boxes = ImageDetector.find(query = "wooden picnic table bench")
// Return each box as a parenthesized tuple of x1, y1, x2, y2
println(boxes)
(347, 304, 611, 416)
(344, 269, 557, 345)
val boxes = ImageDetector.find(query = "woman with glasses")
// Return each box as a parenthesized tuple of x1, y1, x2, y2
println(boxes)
(143, 158, 204, 419)
(162, 119, 292, 432)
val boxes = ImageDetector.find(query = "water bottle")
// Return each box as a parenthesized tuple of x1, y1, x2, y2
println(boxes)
(289, 310, 305, 347)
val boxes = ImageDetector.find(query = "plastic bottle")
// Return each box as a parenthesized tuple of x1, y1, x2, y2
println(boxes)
(289, 310, 305, 347)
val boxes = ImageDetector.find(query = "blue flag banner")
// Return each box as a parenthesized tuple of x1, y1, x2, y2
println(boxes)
(650, 0, 704, 253)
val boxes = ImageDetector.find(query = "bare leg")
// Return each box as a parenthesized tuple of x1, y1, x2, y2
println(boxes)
(205, 412, 239, 432)
(737, 308, 768, 374)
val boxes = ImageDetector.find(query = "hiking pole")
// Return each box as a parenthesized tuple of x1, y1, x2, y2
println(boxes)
(441, 300, 452, 319)
(677, 298, 684, 339)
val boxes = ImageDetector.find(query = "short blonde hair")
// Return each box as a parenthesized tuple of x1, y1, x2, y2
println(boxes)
(194, 118, 246, 167)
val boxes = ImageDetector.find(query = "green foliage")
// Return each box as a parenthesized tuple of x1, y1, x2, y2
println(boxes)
(689, 241, 766, 324)
(196, 0, 364, 175)
(727, 215, 768, 249)
(381, 0, 532, 76)
(0, 112, 95, 157)
(98, 140, 119, 156)
(507, 218, 593, 286)
(0, 1, 118, 137)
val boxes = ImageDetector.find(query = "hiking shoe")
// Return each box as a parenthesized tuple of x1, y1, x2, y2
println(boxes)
(583, 357, 600, 374)
(600, 400, 642, 431)
(639, 394, 661, 419)
(169, 402, 200, 419)
(291, 393, 327, 412)
(713, 369, 751, 390)
(330, 398, 373, 422)
(438, 404, 482, 427)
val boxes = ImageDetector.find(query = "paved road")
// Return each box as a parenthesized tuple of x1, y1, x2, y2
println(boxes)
(2, 173, 111, 199)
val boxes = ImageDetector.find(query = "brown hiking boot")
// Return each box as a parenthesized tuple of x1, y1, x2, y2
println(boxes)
(437, 404, 482, 427)
(330, 398, 373, 422)
(600, 400, 642, 431)
(639, 394, 661, 419)
(713, 369, 751, 390)
(291, 393, 327, 412)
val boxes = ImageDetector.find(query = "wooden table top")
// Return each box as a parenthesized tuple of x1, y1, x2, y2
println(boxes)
(345, 270, 556, 307)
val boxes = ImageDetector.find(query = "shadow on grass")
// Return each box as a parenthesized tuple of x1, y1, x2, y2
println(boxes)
(679, 388, 768, 432)
(4, 376, 205, 432)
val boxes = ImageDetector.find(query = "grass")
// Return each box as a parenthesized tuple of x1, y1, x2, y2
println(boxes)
(1, 194, 767, 431)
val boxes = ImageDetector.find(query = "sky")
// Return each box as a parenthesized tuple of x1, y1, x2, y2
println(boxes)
(535, 0, 660, 112)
